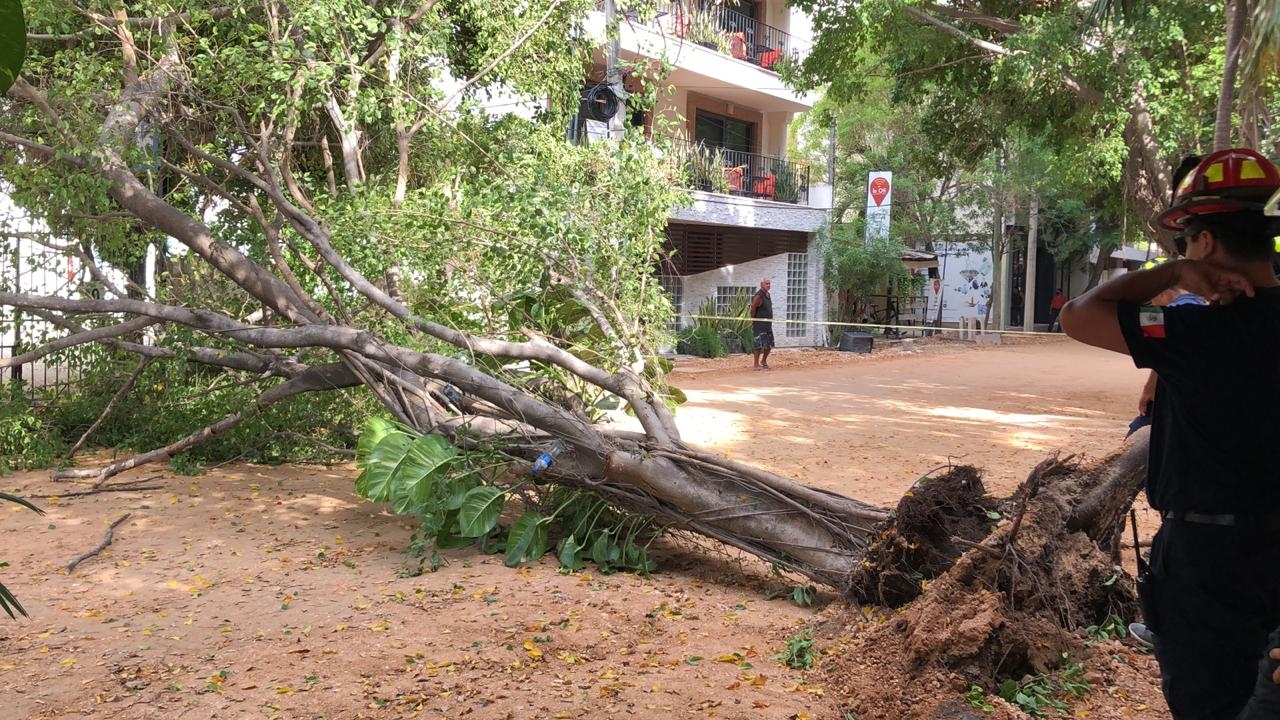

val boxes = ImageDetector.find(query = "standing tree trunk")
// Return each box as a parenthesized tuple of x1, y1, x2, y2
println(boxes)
(1216, 0, 1250, 151)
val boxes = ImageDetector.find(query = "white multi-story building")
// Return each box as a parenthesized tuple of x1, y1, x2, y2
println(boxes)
(580, 1, 831, 347)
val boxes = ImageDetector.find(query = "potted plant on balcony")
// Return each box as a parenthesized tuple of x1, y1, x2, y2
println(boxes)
(685, 10, 729, 53)
(771, 161, 803, 204)
(687, 144, 730, 194)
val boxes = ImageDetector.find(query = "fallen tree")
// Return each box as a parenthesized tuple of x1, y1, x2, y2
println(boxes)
(3, 6, 1156, 709)
(3, 0, 893, 590)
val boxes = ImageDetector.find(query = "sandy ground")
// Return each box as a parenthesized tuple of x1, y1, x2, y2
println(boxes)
(0, 336, 1169, 719)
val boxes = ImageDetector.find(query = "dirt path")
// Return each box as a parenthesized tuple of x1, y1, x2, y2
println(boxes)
(0, 337, 1167, 719)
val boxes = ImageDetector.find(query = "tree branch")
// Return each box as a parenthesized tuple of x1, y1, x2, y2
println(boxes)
(902, 6, 1018, 57)
(55, 363, 362, 485)
(440, 0, 566, 110)
(65, 514, 132, 573)
(0, 316, 158, 368)
(920, 3, 1022, 35)
(91, 47, 322, 326)
(67, 357, 155, 459)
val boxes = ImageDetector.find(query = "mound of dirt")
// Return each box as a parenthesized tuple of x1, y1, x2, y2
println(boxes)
(850, 465, 1000, 606)
(819, 452, 1145, 719)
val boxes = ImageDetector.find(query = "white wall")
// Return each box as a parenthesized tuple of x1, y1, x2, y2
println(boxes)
(675, 248, 822, 348)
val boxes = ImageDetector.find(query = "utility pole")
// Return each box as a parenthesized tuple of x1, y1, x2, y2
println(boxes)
(994, 204, 1007, 330)
(1023, 196, 1039, 332)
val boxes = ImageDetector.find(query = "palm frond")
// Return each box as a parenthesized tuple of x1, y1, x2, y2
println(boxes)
(1244, 0, 1280, 91)
(0, 491, 44, 516)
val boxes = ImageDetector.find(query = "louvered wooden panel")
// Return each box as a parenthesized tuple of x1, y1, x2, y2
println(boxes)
(664, 224, 809, 275)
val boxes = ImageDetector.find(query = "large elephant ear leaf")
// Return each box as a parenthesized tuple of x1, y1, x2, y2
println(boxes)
(394, 434, 457, 508)
(504, 511, 549, 567)
(0, 0, 25, 94)
(458, 485, 506, 537)
(355, 417, 400, 469)
(354, 430, 413, 501)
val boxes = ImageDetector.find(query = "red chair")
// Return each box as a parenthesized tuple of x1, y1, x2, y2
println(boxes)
(727, 32, 748, 60)
(752, 175, 776, 199)
(724, 166, 745, 192)
(759, 48, 782, 69)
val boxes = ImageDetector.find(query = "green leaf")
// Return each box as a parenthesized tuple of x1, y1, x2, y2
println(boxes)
(354, 431, 413, 501)
(664, 385, 688, 406)
(0, 581, 28, 619)
(356, 417, 399, 469)
(0, 0, 25, 95)
(443, 475, 477, 511)
(433, 510, 474, 549)
(458, 485, 505, 537)
(558, 535, 586, 571)
(589, 532, 620, 571)
(394, 434, 458, 508)
(503, 511, 549, 567)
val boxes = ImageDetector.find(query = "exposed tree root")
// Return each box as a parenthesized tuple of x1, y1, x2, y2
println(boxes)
(825, 437, 1150, 719)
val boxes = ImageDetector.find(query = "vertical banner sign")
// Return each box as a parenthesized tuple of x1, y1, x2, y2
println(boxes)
(926, 276, 943, 322)
(865, 171, 892, 244)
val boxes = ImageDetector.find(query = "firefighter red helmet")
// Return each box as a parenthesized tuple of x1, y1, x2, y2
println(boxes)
(1157, 148, 1280, 230)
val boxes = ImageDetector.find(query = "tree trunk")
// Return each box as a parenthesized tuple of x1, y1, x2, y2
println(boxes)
(1216, 0, 1249, 151)
(1123, 88, 1175, 253)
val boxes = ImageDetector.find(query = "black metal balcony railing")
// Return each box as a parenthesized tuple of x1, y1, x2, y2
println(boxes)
(664, 136, 810, 205)
(625, 2, 806, 69)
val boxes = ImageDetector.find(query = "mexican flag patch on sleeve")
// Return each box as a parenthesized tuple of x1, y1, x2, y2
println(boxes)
(1139, 305, 1166, 338)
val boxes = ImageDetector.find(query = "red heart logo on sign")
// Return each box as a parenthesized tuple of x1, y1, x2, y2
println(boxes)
(869, 177, 890, 206)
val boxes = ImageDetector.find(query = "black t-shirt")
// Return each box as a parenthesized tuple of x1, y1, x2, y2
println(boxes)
(1118, 287, 1280, 513)
(752, 289, 773, 320)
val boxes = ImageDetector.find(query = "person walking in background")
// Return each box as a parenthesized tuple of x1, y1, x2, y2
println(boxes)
(1048, 288, 1068, 331)
(750, 279, 774, 371)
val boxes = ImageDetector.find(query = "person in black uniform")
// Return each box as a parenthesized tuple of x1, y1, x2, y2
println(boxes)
(750, 278, 774, 370)
(1059, 148, 1280, 719)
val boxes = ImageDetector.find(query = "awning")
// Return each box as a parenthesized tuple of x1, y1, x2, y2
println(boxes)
(1087, 244, 1153, 265)
(902, 249, 939, 270)
(1110, 245, 1152, 263)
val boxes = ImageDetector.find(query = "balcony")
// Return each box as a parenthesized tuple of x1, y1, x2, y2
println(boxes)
(583, 3, 815, 113)
(666, 136, 810, 205)
(632, 2, 808, 70)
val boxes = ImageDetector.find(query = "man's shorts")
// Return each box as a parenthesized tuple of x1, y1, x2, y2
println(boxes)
(753, 327, 775, 350)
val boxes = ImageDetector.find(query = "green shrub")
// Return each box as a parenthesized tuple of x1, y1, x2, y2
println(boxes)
(0, 383, 65, 473)
(772, 630, 816, 670)
(44, 352, 372, 465)
(675, 325, 727, 358)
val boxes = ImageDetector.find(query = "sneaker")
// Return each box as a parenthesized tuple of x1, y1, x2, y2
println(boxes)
(1129, 622, 1156, 648)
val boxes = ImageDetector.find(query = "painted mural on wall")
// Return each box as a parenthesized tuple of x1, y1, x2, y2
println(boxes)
(925, 241, 994, 325)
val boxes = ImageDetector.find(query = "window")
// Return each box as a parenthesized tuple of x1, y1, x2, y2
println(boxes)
(659, 275, 683, 332)
(695, 110, 754, 154)
(786, 253, 808, 338)
(715, 286, 754, 316)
